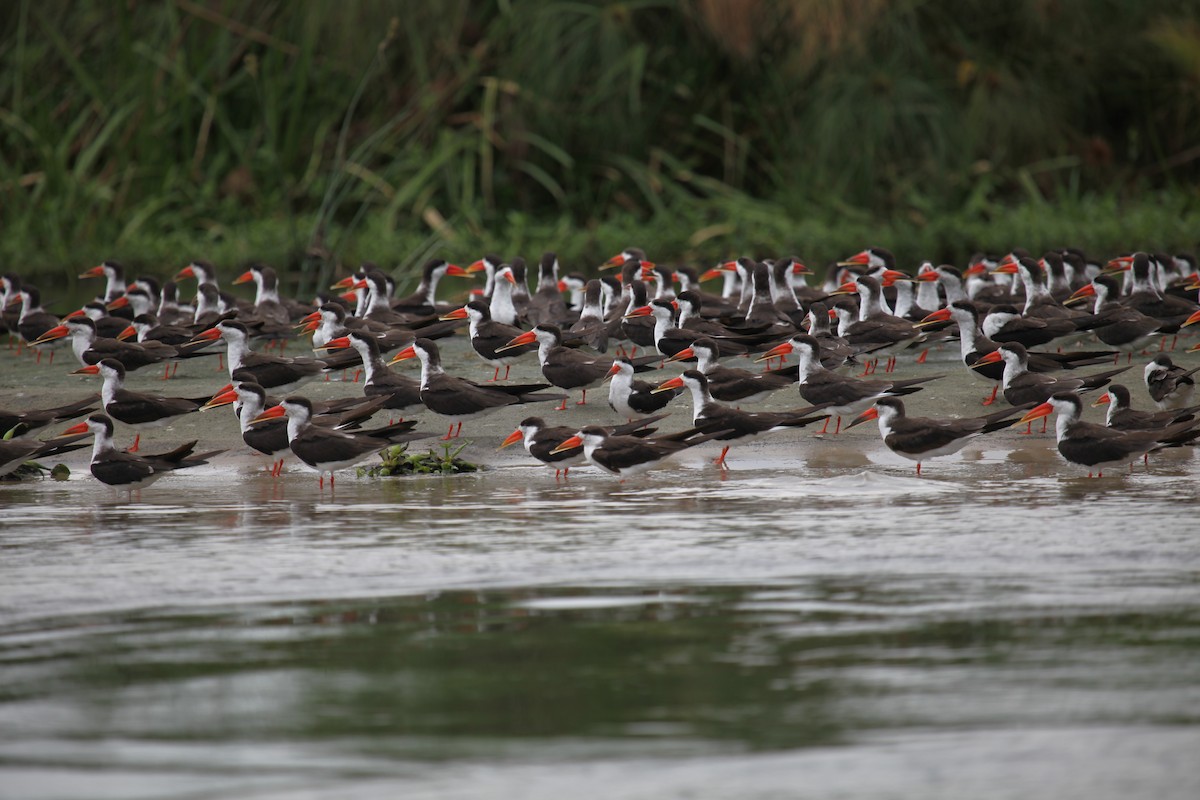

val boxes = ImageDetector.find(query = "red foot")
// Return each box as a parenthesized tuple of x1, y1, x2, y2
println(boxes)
(129, 434, 141, 453)
(915, 349, 928, 364)
(575, 389, 588, 406)
(555, 398, 567, 411)
(713, 445, 730, 469)
(981, 385, 998, 406)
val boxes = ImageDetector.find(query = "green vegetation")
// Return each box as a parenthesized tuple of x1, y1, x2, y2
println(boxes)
(3, 1, 1199, 294)
(359, 442, 480, 477)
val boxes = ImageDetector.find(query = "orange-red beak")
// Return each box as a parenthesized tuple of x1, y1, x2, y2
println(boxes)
(72, 364, 101, 375)
(917, 307, 952, 326)
(201, 389, 239, 411)
(666, 346, 695, 363)
(1181, 309, 1200, 328)
(317, 336, 353, 351)
(498, 330, 538, 352)
(623, 305, 652, 319)
(970, 351, 1003, 368)
(78, 265, 106, 279)
(188, 327, 222, 344)
(233, 270, 255, 285)
(174, 265, 196, 280)
(652, 375, 685, 394)
(1017, 402, 1053, 425)
(1066, 284, 1097, 305)
(1091, 392, 1111, 408)
(60, 421, 91, 436)
(250, 405, 287, 424)
(499, 429, 524, 449)
(916, 270, 940, 282)
(444, 264, 469, 277)
(440, 306, 469, 321)
(755, 341, 794, 362)
(846, 406, 879, 429)
(387, 345, 417, 366)
(32, 324, 69, 345)
(548, 435, 583, 454)
(106, 296, 130, 310)
(116, 325, 137, 341)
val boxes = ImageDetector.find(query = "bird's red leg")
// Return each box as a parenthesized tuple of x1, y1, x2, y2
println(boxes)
(714, 446, 730, 468)
(834, 416, 842, 434)
(319, 475, 324, 489)
(576, 389, 588, 406)
(162, 363, 170, 380)
(818, 417, 830, 435)
(504, 365, 511, 380)
(129, 434, 140, 453)
(981, 385, 998, 406)
(1041, 417, 1047, 435)
(916, 348, 928, 364)
(441, 424, 455, 441)
(354, 369, 362, 383)
(488, 367, 500, 382)
(555, 398, 567, 411)
(916, 462, 922, 476)
(172, 362, 179, 378)
(48, 350, 54, 365)
(1021, 422, 1032, 435)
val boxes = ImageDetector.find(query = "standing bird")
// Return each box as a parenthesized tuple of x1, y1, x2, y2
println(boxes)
(500, 414, 668, 478)
(846, 397, 1030, 475)
(756, 335, 941, 434)
(439, 300, 534, 381)
(250, 396, 435, 488)
(71, 358, 208, 451)
(316, 331, 424, 415)
(526, 252, 569, 325)
(606, 357, 681, 419)
(1017, 392, 1200, 477)
(388, 338, 566, 439)
(500, 324, 654, 408)
(970, 343, 1128, 410)
(652, 370, 830, 468)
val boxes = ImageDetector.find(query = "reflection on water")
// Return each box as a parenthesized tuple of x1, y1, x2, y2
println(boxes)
(2, 458, 1199, 798)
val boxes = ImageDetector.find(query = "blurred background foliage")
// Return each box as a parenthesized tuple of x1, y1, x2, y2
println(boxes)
(2, 0, 1199, 292)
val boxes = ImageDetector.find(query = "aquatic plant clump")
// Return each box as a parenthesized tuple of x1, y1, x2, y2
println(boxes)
(359, 442, 481, 477)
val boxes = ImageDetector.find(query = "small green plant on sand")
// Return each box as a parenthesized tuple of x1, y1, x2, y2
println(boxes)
(357, 442, 480, 478)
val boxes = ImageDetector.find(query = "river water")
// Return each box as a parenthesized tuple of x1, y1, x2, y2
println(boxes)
(2, 342, 1199, 798)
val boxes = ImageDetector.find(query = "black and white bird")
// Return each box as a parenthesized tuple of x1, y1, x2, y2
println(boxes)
(1017, 392, 1200, 477)
(56, 414, 223, 490)
(1144, 355, 1198, 410)
(500, 414, 668, 478)
(846, 397, 1029, 475)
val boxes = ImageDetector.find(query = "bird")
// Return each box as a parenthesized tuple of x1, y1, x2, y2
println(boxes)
(0, 432, 92, 478)
(56, 414, 224, 490)
(1091, 384, 1200, 431)
(526, 251, 569, 325)
(970, 342, 1128, 417)
(1017, 392, 1200, 477)
(1065, 274, 1164, 358)
(756, 335, 941, 434)
(605, 356, 681, 418)
(1144, 355, 1198, 410)
(0, 396, 99, 439)
(189, 319, 355, 391)
(499, 414, 668, 478)
(626, 298, 754, 359)
(665, 337, 795, 405)
(440, 300, 535, 381)
(919, 301, 1116, 405)
(388, 338, 566, 439)
(10, 287, 62, 363)
(499, 324, 655, 408)
(652, 370, 830, 468)
(249, 396, 434, 487)
(71, 358, 209, 451)
(32, 316, 181, 373)
(845, 396, 1030, 475)
(201, 380, 388, 477)
(317, 331, 424, 414)
(548, 424, 733, 479)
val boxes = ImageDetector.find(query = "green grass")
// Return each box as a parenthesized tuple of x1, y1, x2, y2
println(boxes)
(2, 1, 1199, 291)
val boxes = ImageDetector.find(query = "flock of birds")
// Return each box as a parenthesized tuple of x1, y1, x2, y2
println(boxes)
(2, 245, 1199, 490)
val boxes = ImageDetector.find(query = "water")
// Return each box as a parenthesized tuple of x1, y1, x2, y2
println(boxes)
(3, 455, 1199, 799)
(2, 337, 1200, 798)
